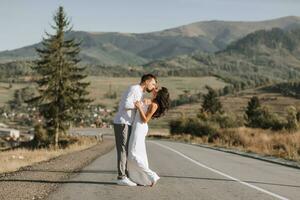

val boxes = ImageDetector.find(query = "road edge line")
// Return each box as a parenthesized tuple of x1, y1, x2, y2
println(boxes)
(147, 137, 300, 170)
(150, 141, 290, 200)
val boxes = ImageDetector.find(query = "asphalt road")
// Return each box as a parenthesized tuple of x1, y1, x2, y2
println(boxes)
(47, 136, 300, 200)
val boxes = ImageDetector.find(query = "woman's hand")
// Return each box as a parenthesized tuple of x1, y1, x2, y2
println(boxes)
(134, 100, 142, 109)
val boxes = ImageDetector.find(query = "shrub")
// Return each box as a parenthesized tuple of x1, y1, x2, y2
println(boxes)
(169, 118, 186, 135)
(169, 117, 219, 137)
(285, 106, 299, 132)
(186, 118, 219, 137)
(256, 106, 286, 130)
(32, 124, 51, 147)
(245, 96, 286, 130)
(210, 112, 244, 128)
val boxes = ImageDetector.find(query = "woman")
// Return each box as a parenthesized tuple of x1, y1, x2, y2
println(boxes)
(127, 87, 170, 187)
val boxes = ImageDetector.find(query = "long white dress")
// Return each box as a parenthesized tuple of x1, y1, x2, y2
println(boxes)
(127, 102, 160, 186)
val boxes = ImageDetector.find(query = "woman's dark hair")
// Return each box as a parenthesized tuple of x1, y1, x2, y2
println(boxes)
(152, 87, 170, 118)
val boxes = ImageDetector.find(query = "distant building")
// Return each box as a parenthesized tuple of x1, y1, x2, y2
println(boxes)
(0, 128, 20, 139)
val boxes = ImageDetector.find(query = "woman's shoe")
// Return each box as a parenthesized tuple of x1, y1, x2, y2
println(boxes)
(150, 175, 160, 187)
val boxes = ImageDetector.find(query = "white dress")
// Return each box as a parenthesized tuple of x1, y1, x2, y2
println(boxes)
(127, 102, 160, 186)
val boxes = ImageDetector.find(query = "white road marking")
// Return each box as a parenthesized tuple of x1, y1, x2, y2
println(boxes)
(150, 141, 290, 200)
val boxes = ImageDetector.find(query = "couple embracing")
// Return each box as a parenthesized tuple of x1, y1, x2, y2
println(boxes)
(113, 74, 170, 187)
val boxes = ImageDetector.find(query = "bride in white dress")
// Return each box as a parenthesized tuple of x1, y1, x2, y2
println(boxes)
(127, 87, 170, 187)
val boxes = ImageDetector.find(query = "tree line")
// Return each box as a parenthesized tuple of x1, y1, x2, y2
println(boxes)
(170, 86, 300, 139)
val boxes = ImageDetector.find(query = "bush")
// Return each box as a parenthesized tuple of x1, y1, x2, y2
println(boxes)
(171, 91, 201, 107)
(197, 109, 243, 129)
(185, 118, 219, 137)
(210, 112, 244, 128)
(255, 106, 286, 130)
(245, 96, 286, 130)
(285, 106, 299, 132)
(169, 117, 219, 137)
(169, 118, 186, 135)
(32, 124, 51, 147)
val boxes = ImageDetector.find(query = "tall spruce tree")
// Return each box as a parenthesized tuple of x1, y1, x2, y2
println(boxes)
(26, 6, 93, 148)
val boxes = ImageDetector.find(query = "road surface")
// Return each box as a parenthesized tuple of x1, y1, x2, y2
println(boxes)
(47, 136, 300, 200)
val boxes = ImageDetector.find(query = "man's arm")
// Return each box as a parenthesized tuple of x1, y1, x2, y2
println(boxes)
(124, 87, 139, 110)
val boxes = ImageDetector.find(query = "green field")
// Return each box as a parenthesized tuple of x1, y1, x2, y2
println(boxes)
(85, 76, 228, 108)
(0, 75, 227, 108)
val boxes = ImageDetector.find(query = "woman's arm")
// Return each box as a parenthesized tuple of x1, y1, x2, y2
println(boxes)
(135, 101, 158, 123)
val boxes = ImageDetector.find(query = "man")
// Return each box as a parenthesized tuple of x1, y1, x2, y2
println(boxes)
(113, 74, 157, 186)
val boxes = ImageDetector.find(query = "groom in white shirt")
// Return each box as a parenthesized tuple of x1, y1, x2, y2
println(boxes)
(113, 74, 157, 186)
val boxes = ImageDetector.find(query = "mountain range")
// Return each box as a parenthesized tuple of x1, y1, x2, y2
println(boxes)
(143, 27, 300, 88)
(1, 16, 300, 66)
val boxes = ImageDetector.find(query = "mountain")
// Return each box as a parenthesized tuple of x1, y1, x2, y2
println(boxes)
(1, 16, 300, 65)
(0, 31, 216, 65)
(151, 16, 300, 49)
(143, 28, 300, 90)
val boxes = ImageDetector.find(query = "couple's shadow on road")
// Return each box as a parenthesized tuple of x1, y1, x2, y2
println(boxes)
(2, 169, 300, 188)
(0, 169, 118, 185)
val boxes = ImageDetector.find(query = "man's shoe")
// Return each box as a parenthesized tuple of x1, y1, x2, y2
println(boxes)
(116, 177, 137, 186)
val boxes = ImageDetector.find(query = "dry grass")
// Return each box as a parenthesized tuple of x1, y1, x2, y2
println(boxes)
(0, 136, 99, 174)
(165, 85, 300, 122)
(220, 92, 300, 116)
(160, 127, 300, 162)
(214, 127, 300, 162)
(148, 128, 170, 136)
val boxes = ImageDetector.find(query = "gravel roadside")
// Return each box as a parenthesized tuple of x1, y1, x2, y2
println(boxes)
(0, 137, 115, 200)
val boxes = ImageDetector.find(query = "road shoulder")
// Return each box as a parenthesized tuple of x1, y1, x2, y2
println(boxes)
(0, 138, 115, 200)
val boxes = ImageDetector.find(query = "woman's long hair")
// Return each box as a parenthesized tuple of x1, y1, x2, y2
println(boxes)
(152, 87, 170, 118)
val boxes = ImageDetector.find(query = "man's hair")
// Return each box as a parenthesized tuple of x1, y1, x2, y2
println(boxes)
(140, 74, 157, 83)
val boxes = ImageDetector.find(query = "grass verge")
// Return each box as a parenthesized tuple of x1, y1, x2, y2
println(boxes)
(0, 135, 99, 174)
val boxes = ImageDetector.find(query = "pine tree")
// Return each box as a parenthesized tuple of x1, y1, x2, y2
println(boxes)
(244, 96, 261, 127)
(201, 86, 222, 115)
(26, 6, 93, 148)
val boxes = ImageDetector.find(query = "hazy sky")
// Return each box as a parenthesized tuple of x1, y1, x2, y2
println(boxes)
(0, 0, 300, 51)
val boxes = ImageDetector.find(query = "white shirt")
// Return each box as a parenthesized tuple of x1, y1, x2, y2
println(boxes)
(113, 84, 144, 125)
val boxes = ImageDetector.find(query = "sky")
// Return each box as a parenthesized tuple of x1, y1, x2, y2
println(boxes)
(0, 0, 300, 51)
